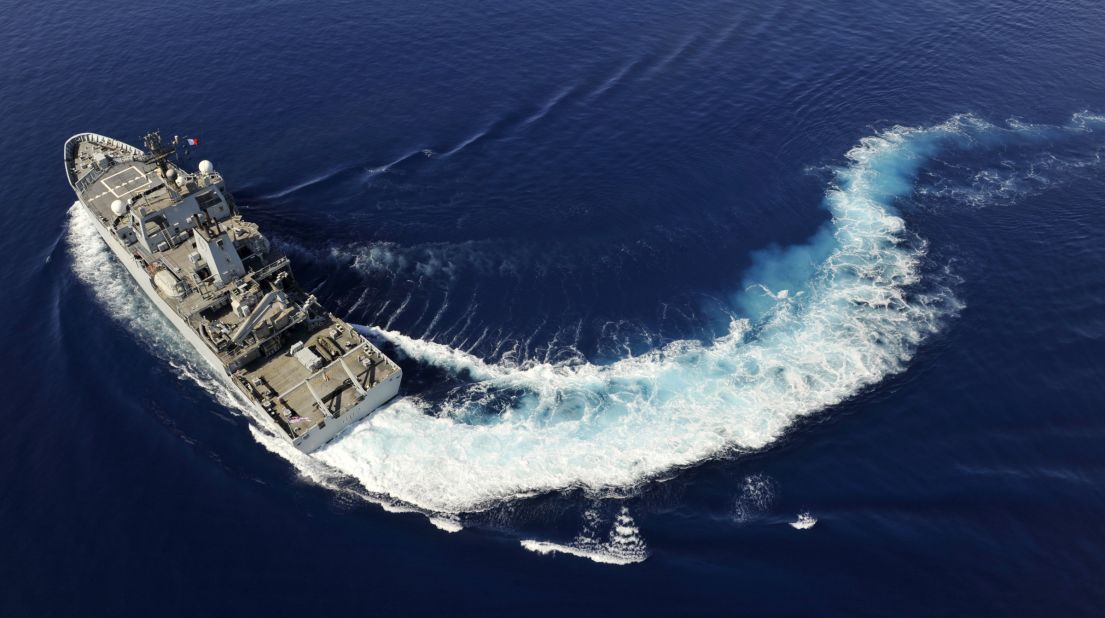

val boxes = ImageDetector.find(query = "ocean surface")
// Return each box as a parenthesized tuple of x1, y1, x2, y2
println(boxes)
(3, 0, 1105, 614)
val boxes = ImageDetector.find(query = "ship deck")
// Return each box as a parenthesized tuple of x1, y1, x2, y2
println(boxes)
(67, 133, 403, 446)
(73, 141, 178, 222)
(237, 318, 400, 437)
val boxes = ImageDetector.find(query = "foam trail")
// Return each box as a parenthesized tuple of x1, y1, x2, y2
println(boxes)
(734, 474, 777, 522)
(71, 114, 1103, 522)
(429, 516, 464, 533)
(316, 116, 987, 514)
(790, 512, 817, 530)
(520, 506, 648, 565)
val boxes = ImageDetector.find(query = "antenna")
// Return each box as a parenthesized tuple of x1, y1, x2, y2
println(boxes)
(142, 130, 181, 170)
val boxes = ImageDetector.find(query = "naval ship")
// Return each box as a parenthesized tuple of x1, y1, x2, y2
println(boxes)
(64, 131, 402, 452)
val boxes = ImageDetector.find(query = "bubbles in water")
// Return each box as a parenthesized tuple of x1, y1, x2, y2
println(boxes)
(68, 112, 1105, 530)
(315, 115, 985, 514)
(429, 516, 464, 533)
(734, 474, 777, 522)
(790, 512, 817, 530)
(520, 505, 648, 565)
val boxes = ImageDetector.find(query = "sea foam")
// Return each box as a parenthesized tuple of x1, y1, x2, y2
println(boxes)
(790, 512, 817, 530)
(68, 114, 1104, 520)
(520, 506, 648, 565)
(313, 117, 980, 514)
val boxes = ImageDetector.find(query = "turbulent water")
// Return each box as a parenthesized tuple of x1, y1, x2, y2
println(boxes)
(7, 0, 1105, 614)
(66, 112, 1105, 525)
(315, 117, 969, 513)
(322, 115, 1103, 515)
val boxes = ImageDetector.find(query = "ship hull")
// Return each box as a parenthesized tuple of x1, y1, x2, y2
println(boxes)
(74, 199, 399, 453)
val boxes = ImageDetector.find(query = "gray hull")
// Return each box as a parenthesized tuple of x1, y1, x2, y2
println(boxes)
(76, 198, 401, 451)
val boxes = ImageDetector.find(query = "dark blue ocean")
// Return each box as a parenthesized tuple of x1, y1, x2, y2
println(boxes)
(4, 0, 1105, 614)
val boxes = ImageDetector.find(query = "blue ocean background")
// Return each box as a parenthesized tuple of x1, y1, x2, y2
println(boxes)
(3, 0, 1105, 614)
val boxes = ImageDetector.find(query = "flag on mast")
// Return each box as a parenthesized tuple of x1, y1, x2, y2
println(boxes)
(185, 137, 199, 146)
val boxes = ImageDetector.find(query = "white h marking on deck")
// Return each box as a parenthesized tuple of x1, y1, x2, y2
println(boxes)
(100, 166, 152, 198)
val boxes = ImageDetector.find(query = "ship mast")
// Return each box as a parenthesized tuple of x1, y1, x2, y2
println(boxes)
(142, 130, 181, 173)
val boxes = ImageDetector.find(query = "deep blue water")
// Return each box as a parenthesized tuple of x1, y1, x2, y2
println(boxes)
(4, 0, 1105, 614)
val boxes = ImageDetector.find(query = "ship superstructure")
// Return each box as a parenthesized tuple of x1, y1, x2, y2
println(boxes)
(64, 131, 401, 452)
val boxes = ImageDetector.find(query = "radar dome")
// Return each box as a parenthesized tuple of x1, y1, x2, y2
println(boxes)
(165, 168, 177, 180)
(110, 199, 127, 216)
(198, 160, 214, 174)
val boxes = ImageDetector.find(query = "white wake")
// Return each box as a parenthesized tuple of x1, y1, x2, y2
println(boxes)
(520, 506, 648, 565)
(313, 117, 984, 514)
(67, 113, 1105, 522)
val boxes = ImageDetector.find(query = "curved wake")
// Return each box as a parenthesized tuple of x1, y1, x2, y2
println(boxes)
(66, 113, 1105, 521)
(314, 116, 984, 514)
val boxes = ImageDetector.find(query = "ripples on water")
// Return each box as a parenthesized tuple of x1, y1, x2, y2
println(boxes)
(5, 0, 1105, 613)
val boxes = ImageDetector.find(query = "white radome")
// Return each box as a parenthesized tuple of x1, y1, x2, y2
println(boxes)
(110, 199, 127, 216)
(198, 160, 214, 174)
